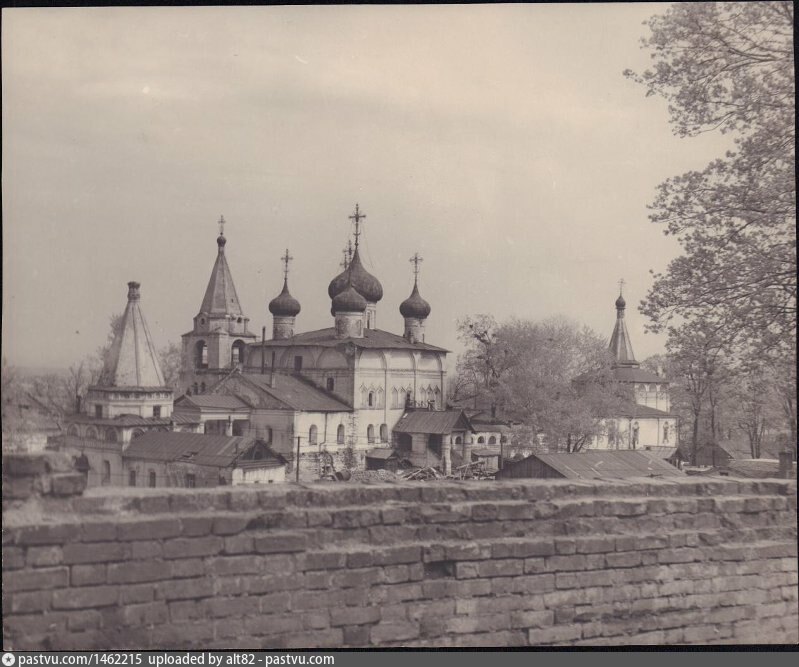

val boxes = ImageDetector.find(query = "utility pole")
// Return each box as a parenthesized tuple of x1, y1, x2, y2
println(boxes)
(296, 436, 301, 483)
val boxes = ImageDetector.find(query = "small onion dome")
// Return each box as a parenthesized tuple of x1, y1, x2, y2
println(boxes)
(217, 234, 227, 248)
(332, 284, 367, 313)
(615, 294, 626, 309)
(400, 282, 431, 319)
(269, 280, 301, 317)
(327, 249, 383, 303)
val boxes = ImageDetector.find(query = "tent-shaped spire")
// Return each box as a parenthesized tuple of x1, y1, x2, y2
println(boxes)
(608, 288, 638, 367)
(199, 227, 244, 317)
(100, 282, 167, 387)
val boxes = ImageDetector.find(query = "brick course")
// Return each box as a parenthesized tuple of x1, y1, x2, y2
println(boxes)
(2, 463, 797, 649)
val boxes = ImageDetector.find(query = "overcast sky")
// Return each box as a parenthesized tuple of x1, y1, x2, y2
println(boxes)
(2, 4, 730, 371)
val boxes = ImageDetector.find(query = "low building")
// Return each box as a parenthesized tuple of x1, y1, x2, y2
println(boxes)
(392, 408, 476, 473)
(495, 450, 685, 480)
(123, 431, 286, 488)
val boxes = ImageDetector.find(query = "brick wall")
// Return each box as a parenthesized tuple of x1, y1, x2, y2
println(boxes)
(3, 453, 797, 649)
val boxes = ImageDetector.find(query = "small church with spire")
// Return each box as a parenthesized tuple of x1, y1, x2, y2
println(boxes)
(588, 282, 678, 451)
(172, 204, 454, 478)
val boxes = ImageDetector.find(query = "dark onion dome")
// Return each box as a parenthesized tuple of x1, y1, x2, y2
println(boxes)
(327, 249, 383, 303)
(332, 284, 367, 313)
(268, 280, 301, 317)
(217, 234, 227, 248)
(400, 282, 431, 319)
(615, 294, 626, 309)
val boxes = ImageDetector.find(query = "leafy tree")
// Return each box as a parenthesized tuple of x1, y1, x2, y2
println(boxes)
(626, 2, 796, 443)
(158, 341, 183, 394)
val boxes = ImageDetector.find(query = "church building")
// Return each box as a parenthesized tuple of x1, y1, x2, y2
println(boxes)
(173, 206, 451, 478)
(588, 286, 678, 451)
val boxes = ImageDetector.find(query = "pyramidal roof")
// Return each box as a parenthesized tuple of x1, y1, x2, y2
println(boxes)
(199, 234, 244, 317)
(100, 282, 167, 388)
(608, 293, 638, 367)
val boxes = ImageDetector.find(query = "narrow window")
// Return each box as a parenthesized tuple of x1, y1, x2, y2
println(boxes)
(128, 470, 137, 487)
(309, 425, 318, 445)
(95, 405, 102, 418)
(380, 424, 388, 443)
(337, 424, 345, 444)
(101, 460, 111, 486)
(148, 470, 157, 488)
(367, 424, 375, 443)
(368, 392, 374, 408)
(294, 356, 303, 371)
(153, 406, 161, 418)
(326, 377, 335, 391)
(186, 474, 196, 488)
(200, 382, 206, 393)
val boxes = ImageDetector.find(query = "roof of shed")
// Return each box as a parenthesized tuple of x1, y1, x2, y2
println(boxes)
(392, 410, 473, 435)
(532, 450, 684, 479)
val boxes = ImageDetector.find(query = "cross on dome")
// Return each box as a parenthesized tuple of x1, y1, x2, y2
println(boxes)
(349, 203, 366, 249)
(281, 249, 294, 280)
(618, 277, 626, 296)
(218, 215, 226, 237)
(410, 253, 424, 281)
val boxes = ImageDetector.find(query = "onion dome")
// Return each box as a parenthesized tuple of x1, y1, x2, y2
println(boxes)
(400, 282, 431, 319)
(217, 233, 227, 248)
(268, 279, 301, 317)
(615, 294, 626, 310)
(327, 249, 383, 303)
(332, 284, 367, 313)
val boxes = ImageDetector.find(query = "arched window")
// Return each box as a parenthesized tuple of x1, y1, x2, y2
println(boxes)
(195, 340, 208, 369)
(376, 388, 384, 408)
(148, 470, 157, 488)
(391, 388, 399, 409)
(367, 424, 375, 443)
(380, 424, 388, 443)
(309, 425, 318, 445)
(327, 378, 335, 391)
(86, 426, 98, 440)
(455, 436, 463, 445)
(434, 387, 441, 409)
(500, 435, 508, 444)
(477, 436, 485, 444)
(368, 391, 374, 408)
(337, 424, 345, 444)
(231, 340, 246, 366)
(132, 429, 145, 441)
(101, 460, 111, 486)
(488, 436, 497, 445)
(427, 388, 434, 406)
(128, 469, 137, 487)
(399, 390, 407, 408)
(67, 424, 79, 437)
(106, 428, 118, 443)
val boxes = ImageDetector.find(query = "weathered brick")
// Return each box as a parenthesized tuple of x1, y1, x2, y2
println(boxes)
(510, 610, 554, 629)
(304, 550, 347, 570)
(52, 585, 117, 610)
(4, 566, 68, 592)
(370, 620, 419, 643)
(163, 536, 223, 559)
(374, 545, 421, 565)
(5, 590, 52, 613)
(331, 606, 381, 627)
(107, 561, 172, 584)
(528, 624, 582, 645)
(26, 546, 63, 567)
(207, 595, 260, 618)
(156, 577, 214, 600)
(63, 542, 128, 564)
(180, 516, 213, 537)
(253, 532, 307, 554)
(477, 559, 524, 578)
(118, 518, 182, 542)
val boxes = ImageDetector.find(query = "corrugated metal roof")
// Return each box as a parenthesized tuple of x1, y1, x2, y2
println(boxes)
(639, 447, 679, 460)
(123, 431, 254, 468)
(253, 327, 448, 353)
(533, 451, 683, 479)
(242, 373, 352, 412)
(393, 410, 473, 435)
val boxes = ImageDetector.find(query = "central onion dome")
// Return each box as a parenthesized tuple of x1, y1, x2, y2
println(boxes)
(615, 294, 626, 310)
(332, 284, 367, 313)
(217, 234, 227, 248)
(269, 279, 301, 317)
(327, 249, 383, 303)
(400, 282, 431, 319)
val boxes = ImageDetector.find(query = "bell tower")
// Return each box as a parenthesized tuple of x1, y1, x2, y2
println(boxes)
(180, 217, 257, 394)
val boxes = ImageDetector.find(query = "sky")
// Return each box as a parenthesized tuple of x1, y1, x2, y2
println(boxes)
(2, 4, 731, 371)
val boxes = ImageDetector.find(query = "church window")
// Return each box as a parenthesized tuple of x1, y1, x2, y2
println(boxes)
(200, 318, 205, 325)
(391, 388, 399, 409)
(232, 340, 246, 366)
(128, 470, 137, 487)
(107, 428, 118, 443)
(86, 426, 98, 440)
(455, 436, 463, 445)
(200, 382, 206, 393)
(264, 426, 273, 444)
(294, 356, 303, 372)
(488, 436, 496, 445)
(237, 317, 242, 324)
(368, 392, 374, 408)
(337, 424, 345, 444)
(68, 424, 80, 437)
(327, 378, 335, 391)
(434, 387, 441, 409)
(376, 388, 384, 408)
(477, 436, 485, 444)
(148, 470, 157, 488)
(367, 424, 375, 443)
(380, 424, 388, 442)
(101, 460, 111, 486)
(309, 425, 318, 445)
(153, 406, 161, 418)
(195, 341, 208, 369)
(186, 474, 196, 488)
(500, 435, 508, 444)
(95, 405, 103, 418)
(356, 321, 363, 336)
